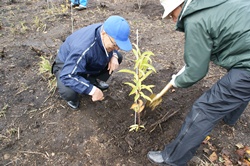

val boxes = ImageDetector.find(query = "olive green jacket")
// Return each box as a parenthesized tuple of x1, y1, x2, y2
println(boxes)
(175, 0, 250, 88)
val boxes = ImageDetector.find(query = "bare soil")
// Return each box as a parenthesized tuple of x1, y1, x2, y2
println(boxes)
(1, 0, 249, 165)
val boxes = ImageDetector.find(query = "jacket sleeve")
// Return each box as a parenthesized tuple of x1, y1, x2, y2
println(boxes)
(175, 20, 213, 88)
(59, 51, 94, 95)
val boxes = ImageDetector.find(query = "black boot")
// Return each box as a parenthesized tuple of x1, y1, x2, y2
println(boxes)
(147, 151, 167, 165)
(94, 79, 109, 91)
(67, 100, 79, 109)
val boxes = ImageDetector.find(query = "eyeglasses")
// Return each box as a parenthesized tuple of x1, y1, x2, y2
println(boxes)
(107, 35, 118, 48)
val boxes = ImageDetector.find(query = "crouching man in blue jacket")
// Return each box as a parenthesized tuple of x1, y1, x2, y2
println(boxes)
(52, 15, 132, 109)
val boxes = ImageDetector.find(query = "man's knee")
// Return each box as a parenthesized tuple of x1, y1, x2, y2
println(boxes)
(58, 87, 78, 102)
(56, 76, 78, 102)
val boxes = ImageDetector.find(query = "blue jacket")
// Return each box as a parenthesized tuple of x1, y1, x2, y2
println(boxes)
(58, 23, 116, 95)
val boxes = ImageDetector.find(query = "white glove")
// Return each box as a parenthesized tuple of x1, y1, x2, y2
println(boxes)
(170, 65, 186, 88)
(170, 74, 177, 87)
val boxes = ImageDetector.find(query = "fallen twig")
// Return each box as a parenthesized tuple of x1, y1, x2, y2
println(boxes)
(0, 134, 8, 139)
(19, 150, 49, 160)
(43, 93, 53, 103)
(17, 127, 20, 140)
(4, 158, 20, 166)
(202, 154, 215, 165)
(150, 109, 179, 133)
(15, 87, 29, 96)
(39, 105, 54, 115)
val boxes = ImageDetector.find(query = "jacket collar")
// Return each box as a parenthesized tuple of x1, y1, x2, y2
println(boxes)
(176, 0, 228, 32)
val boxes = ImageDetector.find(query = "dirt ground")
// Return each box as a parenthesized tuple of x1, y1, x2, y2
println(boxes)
(0, 0, 250, 165)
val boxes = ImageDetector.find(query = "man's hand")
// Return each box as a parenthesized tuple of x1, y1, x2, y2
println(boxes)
(108, 55, 119, 74)
(170, 65, 186, 87)
(92, 88, 104, 101)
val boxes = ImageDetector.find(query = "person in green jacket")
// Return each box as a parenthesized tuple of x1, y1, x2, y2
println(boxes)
(147, 0, 250, 165)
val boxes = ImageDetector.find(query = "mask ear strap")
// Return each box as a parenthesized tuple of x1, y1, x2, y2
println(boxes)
(100, 25, 110, 57)
(179, 0, 191, 20)
(101, 25, 106, 34)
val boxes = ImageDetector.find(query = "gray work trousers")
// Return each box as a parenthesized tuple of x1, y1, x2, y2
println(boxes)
(162, 68, 250, 166)
(52, 53, 122, 102)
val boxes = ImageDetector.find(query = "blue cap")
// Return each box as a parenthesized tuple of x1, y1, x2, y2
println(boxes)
(103, 16, 132, 51)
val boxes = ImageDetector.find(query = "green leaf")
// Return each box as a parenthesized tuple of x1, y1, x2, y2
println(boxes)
(129, 124, 139, 132)
(124, 82, 136, 89)
(134, 74, 139, 81)
(141, 85, 154, 93)
(141, 64, 156, 73)
(138, 69, 145, 78)
(118, 69, 136, 75)
(134, 93, 140, 102)
(139, 125, 145, 129)
(142, 50, 154, 57)
(136, 80, 142, 90)
(140, 92, 152, 101)
(129, 87, 138, 96)
(140, 53, 145, 62)
(134, 58, 142, 69)
(129, 127, 136, 132)
(39, 56, 51, 74)
(140, 70, 153, 82)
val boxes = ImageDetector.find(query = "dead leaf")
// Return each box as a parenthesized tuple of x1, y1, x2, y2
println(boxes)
(222, 154, 233, 166)
(138, 99, 143, 107)
(203, 135, 211, 144)
(242, 147, 250, 161)
(138, 105, 145, 113)
(236, 149, 245, 158)
(236, 142, 244, 149)
(130, 103, 138, 109)
(209, 152, 218, 162)
(243, 159, 250, 166)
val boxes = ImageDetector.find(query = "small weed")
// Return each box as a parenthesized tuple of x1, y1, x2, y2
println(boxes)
(45, 0, 69, 15)
(7, 128, 17, 136)
(38, 56, 57, 93)
(9, 23, 17, 34)
(20, 21, 29, 34)
(39, 56, 52, 74)
(34, 16, 40, 28)
(33, 16, 47, 32)
(0, 104, 9, 118)
(60, 4, 69, 13)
